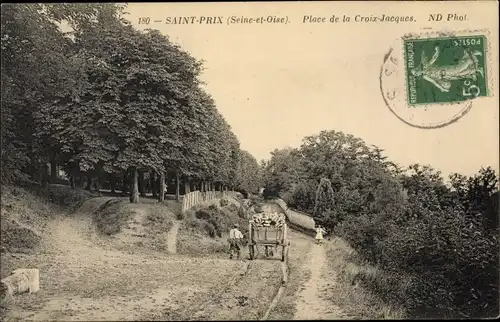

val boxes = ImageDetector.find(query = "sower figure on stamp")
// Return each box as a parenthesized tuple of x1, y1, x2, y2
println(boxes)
(229, 224, 244, 260)
(411, 45, 484, 93)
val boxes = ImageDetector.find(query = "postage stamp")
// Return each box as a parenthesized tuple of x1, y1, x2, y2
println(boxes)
(404, 35, 489, 106)
(379, 29, 493, 129)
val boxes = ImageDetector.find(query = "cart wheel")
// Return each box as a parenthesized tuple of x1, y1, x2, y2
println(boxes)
(249, 245, 255, 260)
(281, 245, 287, 262)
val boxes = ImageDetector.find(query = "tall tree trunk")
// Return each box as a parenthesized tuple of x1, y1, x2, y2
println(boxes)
(110, 174, 116, 193)
(159, 172, 165, 202)
(150, 171, 158, 197)
(92, 176, 100, 194)
(50, 158, 57, 183)
(69, 176, 75, 189)
(122, 170, 129, 194)
(176, 172, 180, 201)
(40, 162, 49, 188)
(138, 170, 146, 197)
(130, 167, 139, 203)
(85, 174, 92, 191)
(94, 167, 103, 194)
(69, 162, 78, 189)
(149, 171, 160, 198)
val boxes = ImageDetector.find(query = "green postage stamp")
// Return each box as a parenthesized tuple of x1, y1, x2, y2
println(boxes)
(404, 35, 489, 106)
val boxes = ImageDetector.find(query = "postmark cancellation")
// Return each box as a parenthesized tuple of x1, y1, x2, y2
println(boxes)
(380, 29, 494, 129)
(404, 35, 489, 106)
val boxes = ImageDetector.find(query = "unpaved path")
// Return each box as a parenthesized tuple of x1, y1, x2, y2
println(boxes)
(0, 198, 284, 322)
(167, 220, 181, 254)
(293, 243, 348, 320)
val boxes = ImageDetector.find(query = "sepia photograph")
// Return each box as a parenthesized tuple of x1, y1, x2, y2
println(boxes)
(1, 1, 499, 321)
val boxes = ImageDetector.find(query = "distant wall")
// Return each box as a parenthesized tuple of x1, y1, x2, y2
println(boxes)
(272, 198, 316, 236)
(181, 190, 240, 213)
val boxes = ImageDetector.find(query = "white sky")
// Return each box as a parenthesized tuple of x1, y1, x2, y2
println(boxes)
(84, 2, 500, 177)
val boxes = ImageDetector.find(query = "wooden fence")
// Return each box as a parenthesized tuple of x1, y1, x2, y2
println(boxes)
(181, 190, 240, 213)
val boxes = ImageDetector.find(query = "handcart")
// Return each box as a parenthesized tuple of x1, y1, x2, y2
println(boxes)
(248, 212, 290, 262)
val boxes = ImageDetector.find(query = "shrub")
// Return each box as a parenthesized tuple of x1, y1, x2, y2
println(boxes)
(219, 198, 229, 207)
(335, 182, 499, 318)
(185, 201, 250, 239)
(285, 181, 316, 212)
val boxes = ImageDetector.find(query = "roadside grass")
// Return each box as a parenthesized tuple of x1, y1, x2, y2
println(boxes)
(325, 237, 406, 320)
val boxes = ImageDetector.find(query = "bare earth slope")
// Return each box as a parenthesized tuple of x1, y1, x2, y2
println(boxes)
(1, 198, 284, 321)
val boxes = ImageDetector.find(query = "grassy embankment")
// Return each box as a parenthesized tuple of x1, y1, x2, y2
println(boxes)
(1, 183, 97, 255)
(324, 237, 406, 319)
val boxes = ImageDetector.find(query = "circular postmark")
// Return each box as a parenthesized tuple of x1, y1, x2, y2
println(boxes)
(380, 29, 491, 129)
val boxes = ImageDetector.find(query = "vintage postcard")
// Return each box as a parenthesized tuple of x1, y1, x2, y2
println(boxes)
(1, 1, 498, 321)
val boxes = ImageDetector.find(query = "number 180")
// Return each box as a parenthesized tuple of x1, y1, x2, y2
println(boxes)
(138, 17, 150, 25)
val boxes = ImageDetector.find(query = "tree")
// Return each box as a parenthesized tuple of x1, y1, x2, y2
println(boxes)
(1, 4, 76, 184)
(313, 178, 336, 228)
(234, 150, 261, 194)
(33, 20, 219, 203)
(261, 147, 302, 198)
(1, 3, 128, 185)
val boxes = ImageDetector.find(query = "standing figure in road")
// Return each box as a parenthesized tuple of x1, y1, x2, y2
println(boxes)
(315, 225, 326, 245)
(229, 223, 244, 260)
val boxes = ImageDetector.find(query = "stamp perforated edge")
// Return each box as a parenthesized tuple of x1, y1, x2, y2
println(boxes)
(398, 28, 494, 109)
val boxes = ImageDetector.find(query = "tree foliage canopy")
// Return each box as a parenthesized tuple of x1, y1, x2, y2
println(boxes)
(1, 3, 259, 195)
(260, 129, 499, 319)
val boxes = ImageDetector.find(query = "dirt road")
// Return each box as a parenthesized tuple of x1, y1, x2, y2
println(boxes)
(1, 199, 348, 321)
(293, 243, 348, 319)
